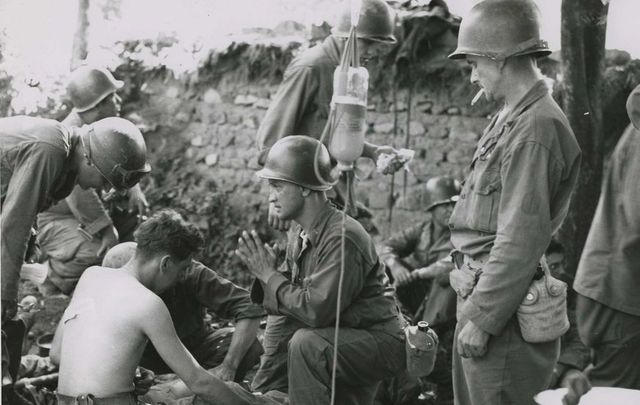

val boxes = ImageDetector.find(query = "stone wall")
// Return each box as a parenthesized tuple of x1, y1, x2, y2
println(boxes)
(119, 45, 489, 245)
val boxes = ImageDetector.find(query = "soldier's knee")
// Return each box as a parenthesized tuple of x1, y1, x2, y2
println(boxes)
(288, 328, 323, 357)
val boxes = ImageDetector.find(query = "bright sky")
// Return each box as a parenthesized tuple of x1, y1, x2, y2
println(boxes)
(0, 0, 636, 85)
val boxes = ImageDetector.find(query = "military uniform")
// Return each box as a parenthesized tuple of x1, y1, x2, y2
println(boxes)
(1, 116, 78, 302)
(139, 260, 265, 382)
(574, 121, 640, 389)
(448, 81, 581, 405)
(256, 36, 341, 164)
(250, 202, 405, 405)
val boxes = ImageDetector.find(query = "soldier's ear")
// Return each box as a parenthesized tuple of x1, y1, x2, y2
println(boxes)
(159, 255, 171, 273)
(300, 187, 311, 198)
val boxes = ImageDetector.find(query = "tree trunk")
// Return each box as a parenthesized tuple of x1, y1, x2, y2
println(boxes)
(558, 0, 609, 276)
(71, 0, 90, 70)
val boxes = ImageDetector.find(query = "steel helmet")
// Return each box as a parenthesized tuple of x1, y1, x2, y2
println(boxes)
(67, 66, 124, 112)
(449, 0, 550, 61)
(332, 0, 397, 44)
(425, 176, 461, 211)
(81, 117, 151, 190)
(257, 136, 334, 191)
(626, 84, 640, 130)
(102, 242, 137, 268)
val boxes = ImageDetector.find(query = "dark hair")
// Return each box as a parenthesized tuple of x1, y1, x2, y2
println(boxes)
(545, 239, 565, 256)
(134, 209, 203, 261)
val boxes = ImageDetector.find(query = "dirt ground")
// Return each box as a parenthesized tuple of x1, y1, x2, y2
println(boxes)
(17, 281, 70, 357)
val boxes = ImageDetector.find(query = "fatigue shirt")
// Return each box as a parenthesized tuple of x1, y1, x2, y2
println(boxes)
(161, 260, 265, 340)
(256, 36, 341, 164)
(449, 81, 581, 335)
(252, 202, 401, 330)
(574, 123, 640, 317)
(0, 116, 78, 300)
(380, 217, 456, 326)
(38, 111, 113, 238)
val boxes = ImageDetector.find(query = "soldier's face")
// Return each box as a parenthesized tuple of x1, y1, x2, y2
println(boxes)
(432, 203, 454, 227)
(357, 39, 389, 64)
(268, 179, 305, 221)
(467, 55, 503, 102)
(156, 255, 191, 293)
(77, 161, 111, 192)
(96, 92, 122, 119)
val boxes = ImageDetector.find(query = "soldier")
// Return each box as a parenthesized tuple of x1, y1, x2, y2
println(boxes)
(380, 176, 460, 404)
(446, 1, 581, 404)
(34, 66, 149, 294)
(1, 115, 150, 393)
(51, 210, 272, 405)
(237, 136, 405, 405)
(102, 241, 265, 384)
(573, 84, 640, 391)
(256, 0, 400, 232)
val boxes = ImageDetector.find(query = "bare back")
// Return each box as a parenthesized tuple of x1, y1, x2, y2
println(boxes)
(56, 266, 157, 397)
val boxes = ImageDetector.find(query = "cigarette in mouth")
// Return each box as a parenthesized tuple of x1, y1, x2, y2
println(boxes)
(471, 88, 485, 106)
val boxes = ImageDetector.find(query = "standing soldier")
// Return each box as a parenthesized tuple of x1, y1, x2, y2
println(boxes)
(237, 136, 405, 405)
(256, 0, 400, 231)
(34, 66, 149, 294)
(446, 1, 581, 404)
(573, 84, 640, 391)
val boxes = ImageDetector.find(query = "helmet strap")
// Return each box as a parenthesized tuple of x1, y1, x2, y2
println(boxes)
(79, 129, 94, 167)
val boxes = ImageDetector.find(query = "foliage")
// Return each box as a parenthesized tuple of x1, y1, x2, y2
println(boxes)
(142, 144, 267, 287)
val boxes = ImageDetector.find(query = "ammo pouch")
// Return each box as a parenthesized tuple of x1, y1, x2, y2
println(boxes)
(516, 258, 569, 343)
(449, 257, 483, 320)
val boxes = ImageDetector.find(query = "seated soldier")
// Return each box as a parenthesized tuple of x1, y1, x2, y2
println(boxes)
(378, 176, 460, 404)
(102, 241, 264, 383)
(50, 210, 263, 405)
(237, 136, 406, 405)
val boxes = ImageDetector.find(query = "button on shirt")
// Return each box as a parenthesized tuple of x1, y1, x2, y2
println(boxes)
(252, 202, 401, 330)
(1, 116, 78, 301)
(448, 81, 581, 335)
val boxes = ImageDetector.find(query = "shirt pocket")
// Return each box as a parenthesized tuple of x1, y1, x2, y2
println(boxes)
(467, 167, 501, 233)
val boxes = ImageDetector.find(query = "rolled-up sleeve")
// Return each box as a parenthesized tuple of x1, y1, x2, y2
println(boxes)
(461, 141, 562, 335)
(1, 143, 67, 300)
(380, 222, 425, 264)
(262, 236, 367, 328)
(256, 65, 318, 165)
(189, 261, 265, 321)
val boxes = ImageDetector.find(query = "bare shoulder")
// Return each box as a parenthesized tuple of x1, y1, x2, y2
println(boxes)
(76, 266, 165, 320)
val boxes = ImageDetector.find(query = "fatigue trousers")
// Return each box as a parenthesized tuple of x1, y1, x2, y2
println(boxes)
(576, 294, 640, 389)
(252, 315, 305, 393)
(37, 217, 103, 294)
(452, 317, 559, 405)
(287, 326, 405, 405)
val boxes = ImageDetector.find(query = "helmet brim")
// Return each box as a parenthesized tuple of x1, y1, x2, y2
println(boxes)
(331, 31, 397, 44)
(448, 48, 553, 60)
(256, 168, 333, 192)
(426, 196, 459, 211)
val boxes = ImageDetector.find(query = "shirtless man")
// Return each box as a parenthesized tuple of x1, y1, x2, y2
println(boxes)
(49, 210, 251, 405)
